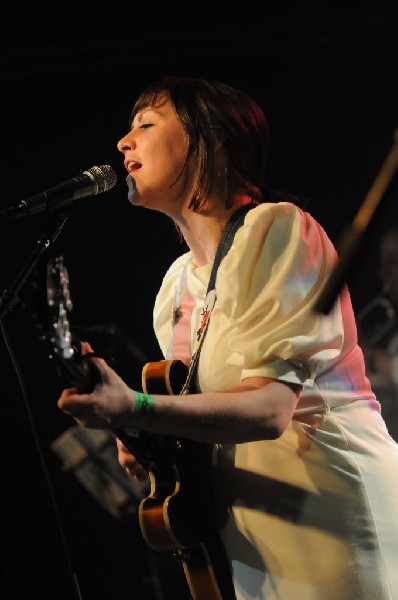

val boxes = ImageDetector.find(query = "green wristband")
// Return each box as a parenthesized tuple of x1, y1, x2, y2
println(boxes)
(124, 391, 154, 436)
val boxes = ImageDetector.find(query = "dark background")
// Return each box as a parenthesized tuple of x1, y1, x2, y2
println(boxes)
(0, 2, 397, 598)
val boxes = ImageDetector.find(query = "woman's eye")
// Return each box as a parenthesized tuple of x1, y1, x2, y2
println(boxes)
(140, 123, 153, 130)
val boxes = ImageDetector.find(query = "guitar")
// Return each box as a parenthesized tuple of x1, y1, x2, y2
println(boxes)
(46, 255, 236, 600)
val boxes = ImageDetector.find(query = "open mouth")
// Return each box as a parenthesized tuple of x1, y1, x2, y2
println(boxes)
(127, 161, 142, 172)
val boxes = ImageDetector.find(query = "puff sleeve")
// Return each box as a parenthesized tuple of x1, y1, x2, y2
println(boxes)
(215, 202, 347, 385)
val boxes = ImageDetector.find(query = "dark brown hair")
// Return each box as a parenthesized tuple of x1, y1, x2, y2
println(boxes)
(129, 76, 270, 212)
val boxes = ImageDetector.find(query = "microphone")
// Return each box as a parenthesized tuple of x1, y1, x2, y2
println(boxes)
(0, 165, 117, 223)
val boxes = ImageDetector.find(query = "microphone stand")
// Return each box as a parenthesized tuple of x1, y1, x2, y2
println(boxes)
(314, 129, 398, 315)
(0, 210, 84, 599)
(0, 212, 68, 319)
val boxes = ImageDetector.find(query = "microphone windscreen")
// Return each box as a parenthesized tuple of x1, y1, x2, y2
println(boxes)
(84, 165, 117, 194)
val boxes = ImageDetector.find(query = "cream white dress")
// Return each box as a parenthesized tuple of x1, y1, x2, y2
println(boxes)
(153, 202, 398, 600)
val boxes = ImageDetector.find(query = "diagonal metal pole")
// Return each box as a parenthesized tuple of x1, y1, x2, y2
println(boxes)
(314, 129, 398, 315)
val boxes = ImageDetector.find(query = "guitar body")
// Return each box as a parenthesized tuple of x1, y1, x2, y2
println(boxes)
(129, 359, 236, 600)
(46, 256, 236, 600)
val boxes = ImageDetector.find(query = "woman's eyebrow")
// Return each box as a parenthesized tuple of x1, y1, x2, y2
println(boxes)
(132, 107, 161, 128)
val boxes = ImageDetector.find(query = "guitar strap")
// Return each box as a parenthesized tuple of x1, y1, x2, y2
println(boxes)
(180, 202, 257, 395)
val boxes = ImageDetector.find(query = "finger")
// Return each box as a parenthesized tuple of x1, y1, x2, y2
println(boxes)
(57, 388, 94, 412)
(116, 438, 129, 452)
(82, 340, 94, 354)
(57, 387, 78, 405)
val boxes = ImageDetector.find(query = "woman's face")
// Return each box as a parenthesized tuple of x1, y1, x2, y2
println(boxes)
(117, 94, 196, 214)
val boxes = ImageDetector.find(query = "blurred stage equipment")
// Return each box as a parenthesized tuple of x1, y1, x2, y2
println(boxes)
(51, 425, 148, 520)
(357, 289, 396, 345)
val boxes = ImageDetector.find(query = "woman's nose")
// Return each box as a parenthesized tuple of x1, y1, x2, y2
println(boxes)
(117, 131, 135, 153)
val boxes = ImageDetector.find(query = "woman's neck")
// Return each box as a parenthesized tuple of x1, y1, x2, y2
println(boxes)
(175, 195, 253, 267)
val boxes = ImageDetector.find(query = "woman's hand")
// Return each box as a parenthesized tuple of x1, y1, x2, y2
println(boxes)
(116, 438, 148, 482)
(57, 353, 136, 430)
